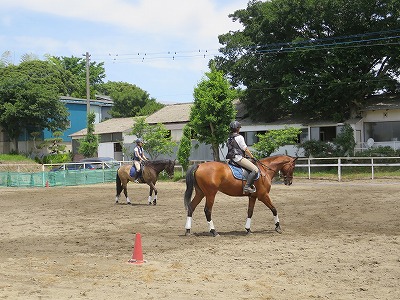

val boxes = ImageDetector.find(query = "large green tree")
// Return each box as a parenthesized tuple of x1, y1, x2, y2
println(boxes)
(98, 81, 164, 117)
(177, 124, 192, 171)
(78, 112, 99, 158)
(130, 117, 176, 159)
(0, 60, 69, 151)
(253, 127, 302, 157)
(50, 55, 106, 98)
(190, 63, 237, 161)
(216, 0, 400, 122)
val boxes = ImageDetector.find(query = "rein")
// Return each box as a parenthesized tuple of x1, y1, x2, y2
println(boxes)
(255, 158, 278, 175)
(255, 158, 294, 182)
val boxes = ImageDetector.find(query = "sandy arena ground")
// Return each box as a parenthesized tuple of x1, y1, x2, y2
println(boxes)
(0, 179, 399, 300)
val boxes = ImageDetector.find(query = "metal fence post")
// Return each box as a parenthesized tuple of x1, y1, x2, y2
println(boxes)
(371, 158, 374, 179)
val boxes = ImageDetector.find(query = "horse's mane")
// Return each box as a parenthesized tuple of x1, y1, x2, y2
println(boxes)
(145, 159, 173, 165)
(261, 154, 291, 160)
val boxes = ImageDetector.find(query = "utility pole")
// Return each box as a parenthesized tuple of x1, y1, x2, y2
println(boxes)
(85, 52, 90, 114)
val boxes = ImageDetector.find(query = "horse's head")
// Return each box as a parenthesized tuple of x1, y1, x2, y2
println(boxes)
(279, 157, 298, 185)
(165, 159, 176, 178)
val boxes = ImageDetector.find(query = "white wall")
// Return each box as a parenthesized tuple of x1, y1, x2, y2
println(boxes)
(98, 142, 115, 158)
(363, 109, 400, 122)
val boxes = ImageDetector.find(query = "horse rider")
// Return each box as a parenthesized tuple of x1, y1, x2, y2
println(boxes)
(133, 138, 148, 177)
(226, 120, 259, 193)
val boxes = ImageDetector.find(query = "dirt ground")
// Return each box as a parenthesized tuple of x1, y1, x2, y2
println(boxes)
(0, 179, 399, 300)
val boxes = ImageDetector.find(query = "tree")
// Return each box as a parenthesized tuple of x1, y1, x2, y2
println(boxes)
(216, 0, 400, 122)
(0, 51, 12, 67)
(98, 81, 164, 117)
(333, 124, 356, 156)
(130, 117, 176, 160)
(20, 53, 39, 62)
(47, 131, 66, 154)
(299, 124, 355, 157)
(253, 127, 302, 157)
(177, 124, 192, 171)
(190, 62, 237, 161)
(78, 112, 99, 158)
(0, 60, 69, 151)
(49, 55, 106, 98)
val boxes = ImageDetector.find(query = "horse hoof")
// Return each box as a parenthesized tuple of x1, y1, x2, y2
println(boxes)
(127, 202, 131, 205)
(153, 201, 156, 206)
(185, 229, 191, 236)
(275, 223, 282, 234)
(210, 229, 219, 237)
(148, 202, 152, 205)
(245, 228, 252, 235)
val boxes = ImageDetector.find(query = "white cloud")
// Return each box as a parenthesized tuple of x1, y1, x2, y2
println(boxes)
(2, 0, 249, 102)
(5, 0, 246, 47)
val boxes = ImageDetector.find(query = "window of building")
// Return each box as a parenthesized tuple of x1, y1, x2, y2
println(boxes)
(114, 142, 122, 152)
(319, 126, 336, 141)
(365, 121, 400, 142)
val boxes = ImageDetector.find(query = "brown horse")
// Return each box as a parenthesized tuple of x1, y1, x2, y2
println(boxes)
(116, 159, 175, 205)
(184, 155, 297, 236)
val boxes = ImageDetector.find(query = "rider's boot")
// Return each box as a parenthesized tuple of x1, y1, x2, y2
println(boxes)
(134, 169, 141, 183)
(243, 171, 257, 194)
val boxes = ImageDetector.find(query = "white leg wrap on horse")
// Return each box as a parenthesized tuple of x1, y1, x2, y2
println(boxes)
(274, 215, 279, 224)
(154, 194, 157, 201)
(208, 220, 215, 231)
(115, 196, 119, 202)
(148, 196, 152, 203)
(126, 197, 131, 203)
(245, 218, 252, 229)
(185, 217, 192, 230)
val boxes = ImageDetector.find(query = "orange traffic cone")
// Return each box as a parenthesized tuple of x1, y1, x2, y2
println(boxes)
(128, 233, 146, 264)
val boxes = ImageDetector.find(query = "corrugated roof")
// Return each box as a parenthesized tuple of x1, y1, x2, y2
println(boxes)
(60, 96, 113, 107)
(69, 100, 248, 136)
(361, 94, 400, 111)
(145, 103, 192, 124)
(69, 117, 135, 137)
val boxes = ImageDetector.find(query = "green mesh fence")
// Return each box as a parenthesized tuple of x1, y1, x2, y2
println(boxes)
(0, 169, 117, 188)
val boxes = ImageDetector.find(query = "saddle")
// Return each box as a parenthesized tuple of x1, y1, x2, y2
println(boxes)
(227, 160, 260, 181)
(129, 162, 145, 181)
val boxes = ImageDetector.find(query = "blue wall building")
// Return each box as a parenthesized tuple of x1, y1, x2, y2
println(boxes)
(2, 96, 114, 155)
(43, 96, 113, 142)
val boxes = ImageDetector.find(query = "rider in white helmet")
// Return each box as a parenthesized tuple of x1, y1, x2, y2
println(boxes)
(226, 121, 259, 193)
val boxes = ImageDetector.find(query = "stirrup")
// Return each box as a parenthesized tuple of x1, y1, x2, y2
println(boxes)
(243, 185, 256, 194)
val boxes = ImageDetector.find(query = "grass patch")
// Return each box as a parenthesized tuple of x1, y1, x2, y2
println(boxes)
(0, 154, 37, 164)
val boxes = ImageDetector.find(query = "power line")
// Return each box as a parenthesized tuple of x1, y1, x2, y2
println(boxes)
(93, 29, 400, 64)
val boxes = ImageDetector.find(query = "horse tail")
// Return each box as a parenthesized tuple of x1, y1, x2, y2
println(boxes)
(116, 168, 123, 195)
(184, 164, 199, 210)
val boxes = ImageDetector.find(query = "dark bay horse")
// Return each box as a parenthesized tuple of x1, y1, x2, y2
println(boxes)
(116, 159, 175, 205)
(184, 155, 297, 236)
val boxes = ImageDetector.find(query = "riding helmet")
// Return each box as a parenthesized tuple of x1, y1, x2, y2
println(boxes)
(136, 138, 143, 144)
(229, 121, 241, 131)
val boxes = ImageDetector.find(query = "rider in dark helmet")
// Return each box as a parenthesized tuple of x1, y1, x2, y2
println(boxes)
(226, 121, 259, 193)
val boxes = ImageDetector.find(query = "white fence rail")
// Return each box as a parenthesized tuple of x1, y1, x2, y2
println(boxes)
(1, 157, 400, 187)
(295, 157, 400, 181)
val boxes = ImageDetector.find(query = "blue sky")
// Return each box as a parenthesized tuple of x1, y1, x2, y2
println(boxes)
(1, 0, 249, 104)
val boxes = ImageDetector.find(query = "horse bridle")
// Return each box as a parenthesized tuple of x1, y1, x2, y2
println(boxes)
(256, 159, 294, 183)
